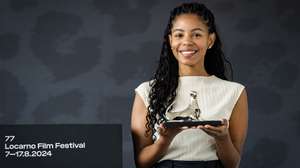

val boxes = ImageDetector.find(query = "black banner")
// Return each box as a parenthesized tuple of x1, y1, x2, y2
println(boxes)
(0, 124, 122, 168)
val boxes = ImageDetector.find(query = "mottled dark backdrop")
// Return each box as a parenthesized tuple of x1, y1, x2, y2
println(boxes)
(1, 0, 299, 167)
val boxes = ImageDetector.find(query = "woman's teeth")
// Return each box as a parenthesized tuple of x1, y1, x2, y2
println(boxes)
(180, 50, 197, 57)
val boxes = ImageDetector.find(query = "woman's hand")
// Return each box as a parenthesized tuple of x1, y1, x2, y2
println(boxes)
(156, 124, 185, 144)
(197, 119, 229, 140)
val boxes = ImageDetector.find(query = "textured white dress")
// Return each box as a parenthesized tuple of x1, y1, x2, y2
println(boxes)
(135, 75, 245, 161)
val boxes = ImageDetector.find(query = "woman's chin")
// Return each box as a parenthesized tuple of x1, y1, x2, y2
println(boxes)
(179, 61, 199, 67)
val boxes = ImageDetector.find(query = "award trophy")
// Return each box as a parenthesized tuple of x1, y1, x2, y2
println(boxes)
(163, 91, 222, 128)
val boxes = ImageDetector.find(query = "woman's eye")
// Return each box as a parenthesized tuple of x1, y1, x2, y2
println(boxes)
(174, 34, 183, 38)
(193, 33, 202, 38)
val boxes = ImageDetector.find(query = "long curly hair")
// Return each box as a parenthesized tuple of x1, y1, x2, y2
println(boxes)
(146, 2, 233, 138)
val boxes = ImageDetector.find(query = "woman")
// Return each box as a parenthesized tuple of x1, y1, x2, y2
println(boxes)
(131, 2, 248, 168)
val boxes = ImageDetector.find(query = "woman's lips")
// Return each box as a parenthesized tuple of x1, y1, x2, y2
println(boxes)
(179, 50, 198, 58)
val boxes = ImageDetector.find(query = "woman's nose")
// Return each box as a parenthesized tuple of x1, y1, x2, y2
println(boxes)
(182, 35, 193, 45)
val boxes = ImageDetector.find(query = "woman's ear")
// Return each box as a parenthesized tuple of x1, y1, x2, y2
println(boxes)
(208, 33, 216, 48)
(169, 34, 172, 46)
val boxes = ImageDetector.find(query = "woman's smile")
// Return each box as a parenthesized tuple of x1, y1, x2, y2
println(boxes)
(179, 49, 198, 58)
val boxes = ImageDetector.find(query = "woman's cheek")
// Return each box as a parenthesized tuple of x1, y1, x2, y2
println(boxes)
(171, 44, 179, 56)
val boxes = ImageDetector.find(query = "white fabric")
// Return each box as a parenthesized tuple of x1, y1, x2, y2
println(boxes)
(135, 75, 245, 161)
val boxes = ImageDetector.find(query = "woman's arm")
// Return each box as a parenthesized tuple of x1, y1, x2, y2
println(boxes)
(218, 89, 248, 168)
(131, 94, 181, 168)
(199, 89, 248, 168)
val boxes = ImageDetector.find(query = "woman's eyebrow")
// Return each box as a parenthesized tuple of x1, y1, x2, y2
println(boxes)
(191, 28, 204, 32)
(172, 27, 205, 33)
(172, 28, 184, 33)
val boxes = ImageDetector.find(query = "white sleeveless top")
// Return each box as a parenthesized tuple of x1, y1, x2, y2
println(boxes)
(135, 75, 245, 161)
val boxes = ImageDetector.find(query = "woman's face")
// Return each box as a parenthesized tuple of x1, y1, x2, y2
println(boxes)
(169, 14, 215, 69)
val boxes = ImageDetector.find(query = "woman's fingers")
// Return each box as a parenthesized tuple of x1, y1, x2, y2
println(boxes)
(222, 118, 229, 128)
(202, 127, 220, 136)
(158, 124, 183, 137)
(198, 119, 229, 138)
(157, 124, 167, 135)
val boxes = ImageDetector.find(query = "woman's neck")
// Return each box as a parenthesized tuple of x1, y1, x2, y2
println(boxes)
(178, 65, 209, 76)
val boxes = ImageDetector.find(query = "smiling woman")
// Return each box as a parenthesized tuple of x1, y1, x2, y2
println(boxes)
(131, 2, 248, 168)
(169, 14, 216, 76)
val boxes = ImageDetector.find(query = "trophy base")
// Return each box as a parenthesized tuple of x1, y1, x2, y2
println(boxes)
(163, 120, 222, 128)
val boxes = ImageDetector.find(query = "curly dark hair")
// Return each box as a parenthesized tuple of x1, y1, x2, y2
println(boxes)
(146, 2, 233, 138)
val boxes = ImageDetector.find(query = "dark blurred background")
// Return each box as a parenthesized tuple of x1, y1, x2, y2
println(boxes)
(1, 0, 299, 167)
